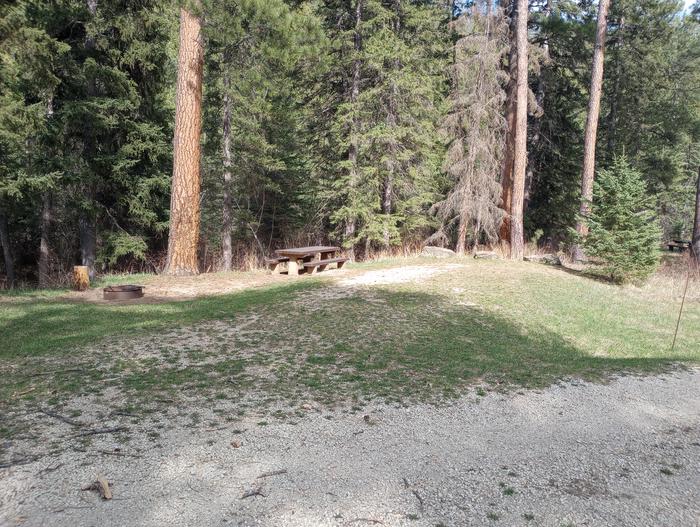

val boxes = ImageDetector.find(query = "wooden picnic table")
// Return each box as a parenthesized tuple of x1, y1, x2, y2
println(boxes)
(668, 240, 691, 252)
(273, 245, 343, 276)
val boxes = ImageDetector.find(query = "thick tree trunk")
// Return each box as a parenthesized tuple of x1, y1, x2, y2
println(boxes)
(165, 6, 204, 276)
(574, 0, 610, 261)
(499, 3, 518, 242)
(39, 193, 52, 288)
(345, 0, 363, 261)
(509, 0, 528, 260)
(0, 210, 15, 287)
(221, 73, 233, 272)
(692, 166, 700, 264)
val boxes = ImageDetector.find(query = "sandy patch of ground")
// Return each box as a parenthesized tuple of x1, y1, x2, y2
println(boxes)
(339, 264, 465, 287)
(57, 261, 467, 305)
(62, 270, 286, 304)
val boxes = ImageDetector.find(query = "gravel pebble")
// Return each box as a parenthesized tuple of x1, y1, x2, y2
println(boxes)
(1, 369, 698, 526)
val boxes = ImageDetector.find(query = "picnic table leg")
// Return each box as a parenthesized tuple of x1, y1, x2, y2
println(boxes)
(287, 257, 300, 277)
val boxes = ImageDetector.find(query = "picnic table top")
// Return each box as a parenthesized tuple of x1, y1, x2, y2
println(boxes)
(274, 245, 341, 258)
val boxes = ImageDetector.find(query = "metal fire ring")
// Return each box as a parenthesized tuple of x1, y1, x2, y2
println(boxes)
(103, 284, 145, 300)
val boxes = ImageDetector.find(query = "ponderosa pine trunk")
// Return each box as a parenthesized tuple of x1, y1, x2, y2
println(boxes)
(221, 72, 233, 272)
(0, 209, 15, 287)
(574, 0, 610, 261)
(345, 0, 363, 261)
(692, 166, 700, 265)
(165, 5, 204, 276)
(39, 193, 52, 288)
(510, 0, 528, 260)
(499, 3, 517, 243)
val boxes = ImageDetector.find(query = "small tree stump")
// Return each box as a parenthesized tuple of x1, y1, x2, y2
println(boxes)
(73, 266, 90, 291)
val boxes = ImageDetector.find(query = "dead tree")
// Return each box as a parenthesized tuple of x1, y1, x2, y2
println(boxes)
(510, 0, 528, 260)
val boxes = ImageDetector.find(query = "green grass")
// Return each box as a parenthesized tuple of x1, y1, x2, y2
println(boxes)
(1, 258, 698, 430)
(0, 279, 319, 358)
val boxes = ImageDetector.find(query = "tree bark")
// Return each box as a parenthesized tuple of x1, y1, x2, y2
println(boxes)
(509, 0, 528, 260)
(165, 5, 204, 276)
(456, 210, 468, 255)
(39, 193, 52, 288)
(73, 265, 90, 291)
(574, 0, 610, 261)
(221, 72, 233, 272)
(0, 209, 15, 287)
(499, 2, 518, 242)
(692, 166, 700, 264)
(345, 0, 363, 261)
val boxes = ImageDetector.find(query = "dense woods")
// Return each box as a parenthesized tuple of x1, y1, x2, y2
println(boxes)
(1, 0, 699, 285)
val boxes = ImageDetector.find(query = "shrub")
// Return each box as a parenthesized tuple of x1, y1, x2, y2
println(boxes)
(582, 155, 661, 283)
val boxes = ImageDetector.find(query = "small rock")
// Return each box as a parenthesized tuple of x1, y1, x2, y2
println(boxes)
(524, 253, 561, 265)
(421, 246, 456, 258)
(474, 251, 500, 260)
(231, 440, 241, 448)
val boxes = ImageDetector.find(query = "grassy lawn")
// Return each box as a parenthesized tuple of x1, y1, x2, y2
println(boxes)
(1, 258, 698, 436)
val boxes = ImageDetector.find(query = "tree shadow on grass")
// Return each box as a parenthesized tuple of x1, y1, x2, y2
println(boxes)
(0, 280, 320, 359)
(229, 287, 694, 405)
(0, 283, 694, 413)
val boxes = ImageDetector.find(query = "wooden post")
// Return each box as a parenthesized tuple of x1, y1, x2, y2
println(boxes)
(287, 258, 299, 277)
(73, 265, 90, 291)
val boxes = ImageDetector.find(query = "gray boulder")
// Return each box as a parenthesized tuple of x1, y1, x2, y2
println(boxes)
(524, 253, 561, 265)
(421, 246, 457, 258)
(473, 251, 500, 260)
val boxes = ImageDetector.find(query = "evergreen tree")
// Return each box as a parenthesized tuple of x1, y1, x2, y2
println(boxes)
(600, 0, 700, 240)
(201, 0, 324, 269)
(582, 155, 661, 283)
(333, 0, 447, 252)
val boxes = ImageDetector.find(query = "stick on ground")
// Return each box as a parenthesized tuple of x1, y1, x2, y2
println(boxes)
(77, 426, 127, 437)
(39, 408, 83, 427)
(241, 485, 266, 499)
(256, 469, 287, 479)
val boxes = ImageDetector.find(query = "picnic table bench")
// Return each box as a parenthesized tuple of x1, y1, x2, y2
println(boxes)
(268, 245, 347, 276)
(668, 239, 691, 252)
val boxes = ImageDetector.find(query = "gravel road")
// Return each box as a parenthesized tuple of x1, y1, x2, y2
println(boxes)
(1, 369, 698, 527)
